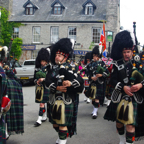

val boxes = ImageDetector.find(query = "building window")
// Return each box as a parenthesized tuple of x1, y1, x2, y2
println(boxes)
(12, 27, 19, 39)
(87, 7, 93, 15)
(68, 27, 77, 41)
(51, 27, 59, 43)
(26, 4, 33, 15)
(33, 27, 40, 43)
(92, 28, 100, 44)
(54, 7, 61, 14)
(85, 3, 93, 15)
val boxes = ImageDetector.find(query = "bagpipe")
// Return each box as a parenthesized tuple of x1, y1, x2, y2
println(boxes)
(79, 59, 106, 99)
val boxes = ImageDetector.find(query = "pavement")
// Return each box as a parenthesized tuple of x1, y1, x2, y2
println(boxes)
(7, 84, 143, 144)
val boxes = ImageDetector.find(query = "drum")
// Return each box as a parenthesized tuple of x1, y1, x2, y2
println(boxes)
(83, 77, 89, 87)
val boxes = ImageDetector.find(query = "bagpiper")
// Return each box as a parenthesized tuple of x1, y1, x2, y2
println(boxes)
(45, 38, 84, 144)
(104, 30, 144, 144)
(83, 52, 91, 104)
(34, 47, 51, 127)
(84, 46, 109, 119)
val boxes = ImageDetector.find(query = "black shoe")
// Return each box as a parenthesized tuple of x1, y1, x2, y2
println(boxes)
(34, 122, 41, 127)
(92, 115, 97, 119)
(6, 135, 10, 140)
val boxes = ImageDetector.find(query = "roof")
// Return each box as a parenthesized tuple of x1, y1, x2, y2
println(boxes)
(82, 0, 96, 9)
(9, 0, 107, 22)
(23, 0, 39, 9)
(51, 0, 65, 9)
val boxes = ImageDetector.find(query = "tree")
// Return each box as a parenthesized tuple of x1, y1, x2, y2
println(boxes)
(0, 7, 22, 58)
(10, 38, 22, 60)
(89, 42, 95, 50)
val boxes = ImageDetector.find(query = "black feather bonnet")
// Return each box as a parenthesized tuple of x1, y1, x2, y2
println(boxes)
(111, 30, 134, 60)
(91, 45, 102, 59)
(50, 38, 74, 64)
(84, 52, 92, 64)
(35, 47, 50, 68)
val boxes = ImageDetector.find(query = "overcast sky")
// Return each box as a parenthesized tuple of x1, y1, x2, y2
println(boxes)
(120, 0, 144, 47)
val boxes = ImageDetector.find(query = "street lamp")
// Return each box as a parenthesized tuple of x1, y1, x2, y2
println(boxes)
(106, 31, 113, 54)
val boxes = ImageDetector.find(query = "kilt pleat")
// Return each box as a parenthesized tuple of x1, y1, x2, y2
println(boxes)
(6, 78, 24, 135)
(68, 95, 79, 137)
(95, 81, 105, 105)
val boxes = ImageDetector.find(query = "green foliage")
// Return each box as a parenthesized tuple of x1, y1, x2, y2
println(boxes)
(0, 7, 22, 44)
(10, 38, 23, 60)
(89, 42, 95, 49)
(0, 6, 23, 60)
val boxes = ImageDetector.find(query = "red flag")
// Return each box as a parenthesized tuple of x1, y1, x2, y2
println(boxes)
(99, 23, 106, 57)
(99, 23, 106, 52)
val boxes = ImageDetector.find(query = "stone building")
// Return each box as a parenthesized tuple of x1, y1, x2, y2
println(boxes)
(1, 0, 120, 62)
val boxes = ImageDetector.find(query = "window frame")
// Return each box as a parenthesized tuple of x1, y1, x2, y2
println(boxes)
(92, 27, 101, 44)
(26, 7, 34, 15)
(50, 26, 59, 43)
(12, 27, 19, 39)
(68, 27, 77, 42)
(53, 6, 61, 15)
(32, 26, 41, 43)
(87, 6, 93, 15)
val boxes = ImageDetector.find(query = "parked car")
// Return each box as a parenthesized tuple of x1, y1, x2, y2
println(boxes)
(9, 59, 22, 68)
(15, 59, 35, 84)
(9, 60, 22, 74)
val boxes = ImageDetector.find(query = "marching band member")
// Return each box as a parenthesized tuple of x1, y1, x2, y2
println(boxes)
(85, 46, 109, 119)
(83, 52, 91, 103)
(34, 48, 51, 127)
(0, 46, 11, 143)
(4, 62, 24, 139)
(104, 30, 144, 144)
(45, 38, 84, 144)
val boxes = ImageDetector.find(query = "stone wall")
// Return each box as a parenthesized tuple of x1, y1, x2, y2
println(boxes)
(0, 0, 13, 15)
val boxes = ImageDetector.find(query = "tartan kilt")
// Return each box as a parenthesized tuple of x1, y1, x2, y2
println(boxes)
(47, 102, 52, 123)
(49, 102, 74, 127)
(6, 78, 24, 135)
(0, 116, 6, 144)
(35, 87, 49, 103)
(68, 94, 79, 137)
(95, 81, 105, 105)
(135, 101, 144, 140)
(104, 96, 138, 126)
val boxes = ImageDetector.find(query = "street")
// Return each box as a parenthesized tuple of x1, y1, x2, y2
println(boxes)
(7, 85, 143, 144)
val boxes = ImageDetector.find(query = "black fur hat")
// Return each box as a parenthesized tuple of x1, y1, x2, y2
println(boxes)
(84, 52, 92, 64)
(91, 45, 102, 59)
(35, 47, 50, 68)
(50, 38, 73, 64)
(111, 30, 134, 60)
(0, 46, 8, 62)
